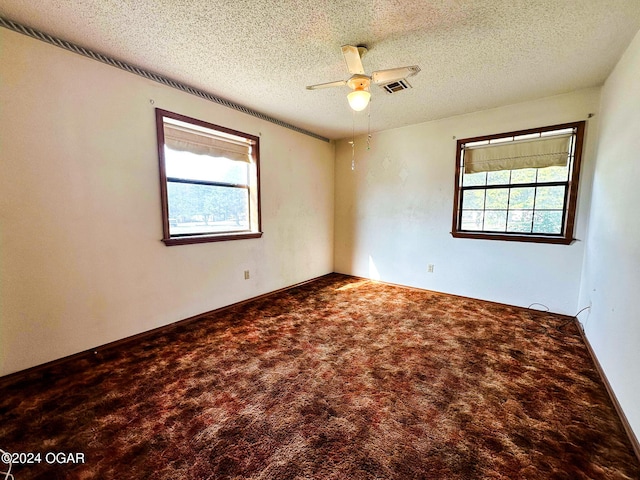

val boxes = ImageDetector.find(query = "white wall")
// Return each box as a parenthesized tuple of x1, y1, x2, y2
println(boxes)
(578, 29, 640, 439)
(0, 29, 335, 376)
(335, 88, 601, 315)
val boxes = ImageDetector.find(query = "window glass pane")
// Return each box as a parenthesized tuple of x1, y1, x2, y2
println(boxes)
(484, 210, 507, 232)
(485, 188, 509, 210)
(507, 210, 533, 233)
(486, 170, 510, 185)
(535, 186, 565, 210)
(510, 168, 536, 184)
(462, 171, 487, 187)
(167, 182, 249, 235)
(533, 210, 563, 234)
(460, 210, 483, 231)
(536, 165, 569, 182)
(462, 190, 485, 209)
(165, 147, 249, 185)
(509, 187, 535, 209)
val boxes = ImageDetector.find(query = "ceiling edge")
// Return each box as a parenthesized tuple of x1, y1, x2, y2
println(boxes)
(0, 16, 330, 143)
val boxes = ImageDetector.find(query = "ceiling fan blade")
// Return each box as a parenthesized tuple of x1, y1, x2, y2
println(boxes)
(372, 66, 421, 84)
(306, 80, 348, 90)
(341, 45, 365, 75)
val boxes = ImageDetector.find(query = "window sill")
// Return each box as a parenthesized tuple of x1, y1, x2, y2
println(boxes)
(451, 231, 575, 245)
(162, 231, 263, 246)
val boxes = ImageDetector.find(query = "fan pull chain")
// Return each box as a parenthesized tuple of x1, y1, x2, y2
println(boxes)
(351, 109, 356, 170)
(350, 141, 355, 170)
(367, 99, 372, 150)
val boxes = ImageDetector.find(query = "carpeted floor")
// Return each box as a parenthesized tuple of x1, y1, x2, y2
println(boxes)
(1, 273, 638, 479)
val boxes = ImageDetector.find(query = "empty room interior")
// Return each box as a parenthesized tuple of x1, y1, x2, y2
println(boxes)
(1, 1, 640, 478)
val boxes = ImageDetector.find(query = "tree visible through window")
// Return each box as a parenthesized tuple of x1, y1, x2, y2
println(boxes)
(156, 109, 261, 245)
(452, 121, 585, 244)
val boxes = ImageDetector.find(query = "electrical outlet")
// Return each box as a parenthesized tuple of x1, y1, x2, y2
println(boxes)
(244, 270, 250, 280)
(428, 264, 434, 273)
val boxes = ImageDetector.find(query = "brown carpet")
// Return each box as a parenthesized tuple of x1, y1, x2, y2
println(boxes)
(1, 273, 638, 479)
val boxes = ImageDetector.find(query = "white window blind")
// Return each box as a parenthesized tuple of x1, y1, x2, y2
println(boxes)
(164, 123, 252, 163)
(464, 134, 572, 174)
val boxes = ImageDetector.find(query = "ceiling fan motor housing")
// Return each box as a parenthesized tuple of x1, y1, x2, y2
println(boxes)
(347, 75, 371, 91)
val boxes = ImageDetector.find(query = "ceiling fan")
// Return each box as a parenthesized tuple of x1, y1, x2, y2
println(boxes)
(306, 45, 421, 111)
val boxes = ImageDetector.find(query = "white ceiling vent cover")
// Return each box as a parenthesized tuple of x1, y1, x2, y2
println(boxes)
(379, 79, 412, 94)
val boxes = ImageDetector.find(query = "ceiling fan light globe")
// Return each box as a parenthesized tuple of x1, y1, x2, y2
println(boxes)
(347, 90, 371, 111)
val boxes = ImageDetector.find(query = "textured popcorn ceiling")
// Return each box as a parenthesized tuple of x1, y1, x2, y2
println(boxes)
(1, 1, 640, 140)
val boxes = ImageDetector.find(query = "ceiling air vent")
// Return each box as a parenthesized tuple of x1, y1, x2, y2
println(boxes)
(379, 79, 412, 94)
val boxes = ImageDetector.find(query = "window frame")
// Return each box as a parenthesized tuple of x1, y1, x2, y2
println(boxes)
(155, 109, 262, 246)
(451, 121, 585, 245)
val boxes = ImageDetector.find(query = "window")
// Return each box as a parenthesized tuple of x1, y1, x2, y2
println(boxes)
(452, 121, 585, 244)
(156, 109, 261, 246)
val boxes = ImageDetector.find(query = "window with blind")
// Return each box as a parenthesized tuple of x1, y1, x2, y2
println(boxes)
(451, 121, 585, 244)
(156, 109, 262, 246)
